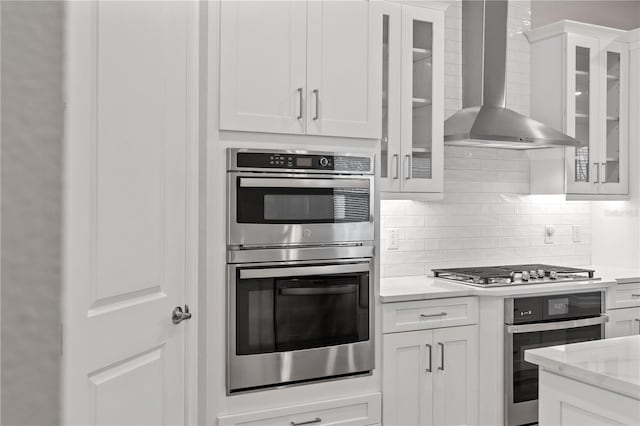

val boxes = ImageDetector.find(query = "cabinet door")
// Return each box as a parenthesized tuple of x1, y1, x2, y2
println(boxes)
(565, 34, 600, 194)
(606, 307, 640, 338)
(599, 41, 629, 194)
(382, 330, 433, 426)
(219, 1, 307, 134)
(374, 1, 402, 192)
(400, 6, 444, 193)
(432, 325, 479, 426)
(307, 0, 381, 138)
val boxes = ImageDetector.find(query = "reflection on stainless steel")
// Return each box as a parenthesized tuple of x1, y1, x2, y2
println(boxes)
(443, 0, 577, 148)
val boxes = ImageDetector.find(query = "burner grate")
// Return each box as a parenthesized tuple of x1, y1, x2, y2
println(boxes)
(432, 264, 595, 285)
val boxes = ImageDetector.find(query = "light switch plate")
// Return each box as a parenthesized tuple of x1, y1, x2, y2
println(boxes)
(388, 228, 399, 250)
(572, 225, 582, 243)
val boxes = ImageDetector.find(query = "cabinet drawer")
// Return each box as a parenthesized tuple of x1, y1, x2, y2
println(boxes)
(218, 393, 381, 426)
(609, 281, 640, 309)
(382, 297, 478, 333)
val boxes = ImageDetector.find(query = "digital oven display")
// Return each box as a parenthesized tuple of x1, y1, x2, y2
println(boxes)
(296, 157, 312, 167)
(548, 297, 569, 316)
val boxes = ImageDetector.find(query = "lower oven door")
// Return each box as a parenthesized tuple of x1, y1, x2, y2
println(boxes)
(228, 259, 374, 393)
(504, 315, 608, 426)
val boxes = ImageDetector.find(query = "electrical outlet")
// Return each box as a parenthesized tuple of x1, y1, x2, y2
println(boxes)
(545, 225, 555, 244)
(572, 225, 582, 243)
(388, 228, 399, 250)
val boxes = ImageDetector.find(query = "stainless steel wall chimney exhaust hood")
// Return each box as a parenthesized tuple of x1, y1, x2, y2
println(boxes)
(444, 0, 577, 149)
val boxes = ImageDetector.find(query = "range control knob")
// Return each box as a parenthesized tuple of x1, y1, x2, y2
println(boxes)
(537, 269, 546, 279)
(319, 157, 329, 167)
(521, 271, 530, 281)
(549, 270, 558, 280)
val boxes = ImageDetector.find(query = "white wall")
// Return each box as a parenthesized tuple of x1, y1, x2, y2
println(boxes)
(380, 0, 595, 277)
(531, 0, 640, 31)
(1, 1, 64, 424)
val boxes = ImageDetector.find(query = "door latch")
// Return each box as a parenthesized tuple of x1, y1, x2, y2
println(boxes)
(172, 305, 192, 324)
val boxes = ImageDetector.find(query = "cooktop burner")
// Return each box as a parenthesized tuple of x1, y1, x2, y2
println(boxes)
(432, 264, 597, 287)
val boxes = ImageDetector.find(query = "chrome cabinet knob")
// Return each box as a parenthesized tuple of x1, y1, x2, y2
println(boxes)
(172, 305, 192, 324)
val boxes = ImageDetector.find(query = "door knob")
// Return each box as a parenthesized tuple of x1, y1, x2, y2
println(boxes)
(172, 305, 192, 324)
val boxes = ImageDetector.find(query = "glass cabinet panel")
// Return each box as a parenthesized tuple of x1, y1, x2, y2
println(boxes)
(410, 19, 433, 180)
(381, 15, 390, 179)
(605, 51, 621, 184)
(574, 46, 590, 183)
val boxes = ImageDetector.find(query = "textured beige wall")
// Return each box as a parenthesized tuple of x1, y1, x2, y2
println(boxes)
(1, 1, 64, 425)
(532, 0, 640, 30)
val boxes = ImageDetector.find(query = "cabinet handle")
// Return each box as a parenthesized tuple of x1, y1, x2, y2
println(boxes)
(593, 162, 599, 183)
(405, 155, 411, 180)
(425, 344, 432, 372)
(392, 154, 399, 180)
(312, 89, 319, 120)
(296, 88, 303, 120)
(631, 294, 640, 297)
(420, 312, 447, 319)
(438, 342, 444, 371)
(601, 162, 606, 184)
(291, 418, 321, 426)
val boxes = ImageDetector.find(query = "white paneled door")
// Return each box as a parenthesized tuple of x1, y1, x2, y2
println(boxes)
(63, 1, 198, 425)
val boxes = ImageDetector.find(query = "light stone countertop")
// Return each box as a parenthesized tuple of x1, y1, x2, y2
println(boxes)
(379, 274, 617, 303)
(587, 265, 640, 284)
(524, 335, 640, 400)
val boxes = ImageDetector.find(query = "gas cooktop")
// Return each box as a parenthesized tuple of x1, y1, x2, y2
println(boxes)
(432, 264, 598, 287)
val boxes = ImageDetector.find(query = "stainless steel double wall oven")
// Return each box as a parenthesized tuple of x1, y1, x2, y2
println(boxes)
(226, 149, 375, 393)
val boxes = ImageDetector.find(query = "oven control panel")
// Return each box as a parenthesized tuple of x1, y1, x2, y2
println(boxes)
(506, 291, 603, 324)
(233, 150, 373, 174)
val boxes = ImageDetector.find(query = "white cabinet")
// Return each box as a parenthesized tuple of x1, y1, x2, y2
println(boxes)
(220, 0, 380, 139)
(382, 325, 478, 426)
(606, 307, 640, 338)
(218, 393, 381, 426)
(529, 21, 630, 197)
(374, 2, 444, 195)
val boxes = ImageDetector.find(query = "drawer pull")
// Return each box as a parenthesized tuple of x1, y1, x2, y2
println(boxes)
(420, 312, 447, 319)
(291, 418, 321, 426)
(631, 294, 640, 297)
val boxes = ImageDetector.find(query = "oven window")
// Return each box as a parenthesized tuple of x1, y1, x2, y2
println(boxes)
(236, 181, 370, 224)
(236, 272, 370, 355)
(511, 324, 601, 403)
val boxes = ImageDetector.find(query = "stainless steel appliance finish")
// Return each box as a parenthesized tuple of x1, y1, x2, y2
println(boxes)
(432, 264, 598, 287)
(504, 291, 606, 426)
(443, 0, 577, 149)
(227, 257, 375, 393)
(227, 148, 374, 247)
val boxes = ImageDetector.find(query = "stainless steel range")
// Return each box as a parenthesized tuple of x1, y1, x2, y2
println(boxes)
(432, 264, 598, 287)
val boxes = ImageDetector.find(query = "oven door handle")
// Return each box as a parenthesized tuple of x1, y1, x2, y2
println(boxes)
(506, 314, 608, 334)
(239, 177, 370, 189)
(279, 286, 356, 296)
(239, 262, 370, 279)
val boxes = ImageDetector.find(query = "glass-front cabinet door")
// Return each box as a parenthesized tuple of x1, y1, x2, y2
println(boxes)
(400, 6, 443, 193)
(565, 35, 599, 194)
(374, 2, 444, 195)
(600, 42, 629, 194)
(376, 1, 401, 192)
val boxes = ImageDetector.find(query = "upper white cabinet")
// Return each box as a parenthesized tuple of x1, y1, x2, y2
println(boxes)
(374, 1, 444, 196)
(220, 0, 381, 139)
(528, 21, 630, 197)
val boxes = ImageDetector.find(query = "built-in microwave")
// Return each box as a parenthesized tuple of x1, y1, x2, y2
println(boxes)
(227, 257, 375, 393)
(227, 149, 374, 247)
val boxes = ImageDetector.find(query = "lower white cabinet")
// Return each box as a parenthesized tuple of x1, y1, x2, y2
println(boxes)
(606, 307, 640, 337)
(382, 325, 478, 425)
(218, 393, 381, 426)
